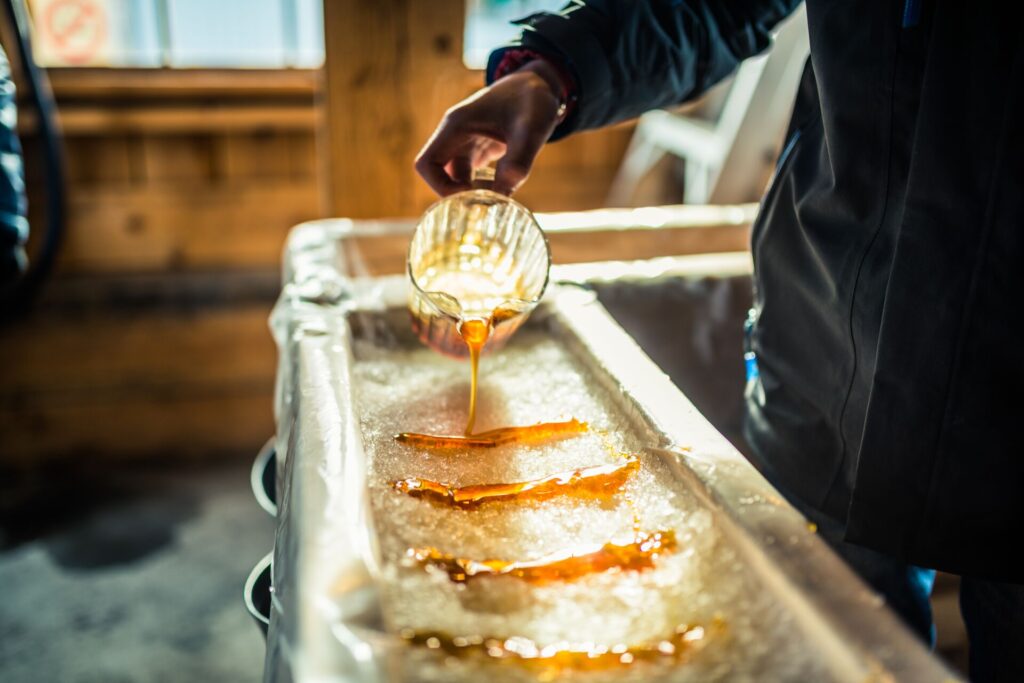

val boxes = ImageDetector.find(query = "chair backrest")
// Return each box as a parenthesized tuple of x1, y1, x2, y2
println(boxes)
(606, 4, 810, 206)
(711, 52, 771, 156)
(708, 3, 810, 203)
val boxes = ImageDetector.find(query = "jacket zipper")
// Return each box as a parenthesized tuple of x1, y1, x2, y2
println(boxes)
(775, 127, 803, 174)
(753, 125, 804, 255)
(746, 126, 806, 381)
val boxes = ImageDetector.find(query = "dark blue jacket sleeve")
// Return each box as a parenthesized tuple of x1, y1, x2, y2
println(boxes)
(1, 46, 28, 285)
(486, 0, 800, 140)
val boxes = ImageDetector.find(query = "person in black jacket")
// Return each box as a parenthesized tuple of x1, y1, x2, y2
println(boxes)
(1, 45, 27, 290)
(415, 1, 1024, 680)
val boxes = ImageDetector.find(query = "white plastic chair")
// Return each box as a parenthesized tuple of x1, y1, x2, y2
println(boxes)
(607, 4, 810, 206)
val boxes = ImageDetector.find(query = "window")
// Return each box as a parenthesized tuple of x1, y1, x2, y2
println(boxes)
(28, 0, 323, 68)
(463, 0, 565, 69)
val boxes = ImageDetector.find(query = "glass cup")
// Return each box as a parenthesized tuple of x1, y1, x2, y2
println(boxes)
(407, 180, 551, 358)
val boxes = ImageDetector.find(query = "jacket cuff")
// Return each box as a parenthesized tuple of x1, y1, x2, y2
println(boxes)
(486, 9, 612, 141)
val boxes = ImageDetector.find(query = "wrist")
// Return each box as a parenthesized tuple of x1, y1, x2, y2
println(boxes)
(517, 60, 564, 101)
(491, 49, 577, 123)
(516, 64, 567, 122)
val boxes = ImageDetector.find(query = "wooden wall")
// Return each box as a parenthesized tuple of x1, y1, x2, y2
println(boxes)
(21, 69, 324, 274)
(322, 0, 636, 219)
(0, 2, 640, 467)
(1, 68, 322, 465)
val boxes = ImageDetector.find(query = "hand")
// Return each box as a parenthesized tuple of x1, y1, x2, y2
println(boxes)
(415, 61, 565, 196)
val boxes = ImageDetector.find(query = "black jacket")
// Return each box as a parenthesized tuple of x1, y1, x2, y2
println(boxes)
(489, 0, 1024, 581)
(1, 46, 27, 287)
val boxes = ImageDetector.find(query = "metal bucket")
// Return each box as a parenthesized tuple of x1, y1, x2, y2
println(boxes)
(244, 551, 273, 639)
(250, 437, 277, 516)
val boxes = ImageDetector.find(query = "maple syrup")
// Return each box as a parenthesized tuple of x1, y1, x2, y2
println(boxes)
(455, 306, 528, 434)
(458, 317, 489, 434)
(397, 197, 708, 673)
(392, 455, 639, 509)
(408, 264, 531, 355)
(395, 418, 588, 449)
(408, 529, 676, 585)
(399, 621, 714, 673)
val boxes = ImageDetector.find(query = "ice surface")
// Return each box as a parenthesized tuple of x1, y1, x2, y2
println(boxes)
(347, 316, 836, 682)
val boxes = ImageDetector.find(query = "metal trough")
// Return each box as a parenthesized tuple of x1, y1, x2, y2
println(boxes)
(263, 216, 958, 683)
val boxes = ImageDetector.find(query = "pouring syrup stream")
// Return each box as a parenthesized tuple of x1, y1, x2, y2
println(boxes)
(459, 317, 489, 435)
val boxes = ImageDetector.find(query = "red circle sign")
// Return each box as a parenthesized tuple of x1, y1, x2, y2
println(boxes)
(44, 0, 106, 65)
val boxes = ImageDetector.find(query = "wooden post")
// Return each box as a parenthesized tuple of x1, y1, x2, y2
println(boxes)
(321, 0, 477, 219)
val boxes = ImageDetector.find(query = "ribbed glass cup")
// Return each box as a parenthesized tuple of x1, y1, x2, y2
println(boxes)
(407, 188, 550, 358)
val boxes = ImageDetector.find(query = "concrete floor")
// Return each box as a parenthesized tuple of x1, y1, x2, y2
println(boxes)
(0, 459, 275, 683)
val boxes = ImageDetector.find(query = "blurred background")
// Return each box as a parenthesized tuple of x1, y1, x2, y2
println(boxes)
(0, 0, 802, 472)
(0, 1, 967, 681)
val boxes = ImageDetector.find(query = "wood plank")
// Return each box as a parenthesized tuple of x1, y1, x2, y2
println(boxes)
(513, 126, 636, 210)
(19, 104, 319, 135)
(517, 163, 633, 212)
(48, 181, 321, 273)
(223, 131, 304, 182)
(45, 67, 320, 100)
(285, 131, 319, 180)
(32, 270, 281, 311)
(141, 134, 219, 183)
(1, 305, 275, 398)
(0, 390, 274, 463)
(0, 304, 276, 464)
(531, 124, 635, 173)
(62, 135, 135, 186)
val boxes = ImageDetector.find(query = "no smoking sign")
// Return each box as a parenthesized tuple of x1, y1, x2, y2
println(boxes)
(31, 0, 109, 66)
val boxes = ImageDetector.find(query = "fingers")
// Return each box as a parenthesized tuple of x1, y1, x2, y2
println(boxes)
(416, 73, 560, 197)
(414, 116, 475, 196)
(415, 151, 471, 197)
(493, 117, 554, 196)
(447, 156, 472, 187)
